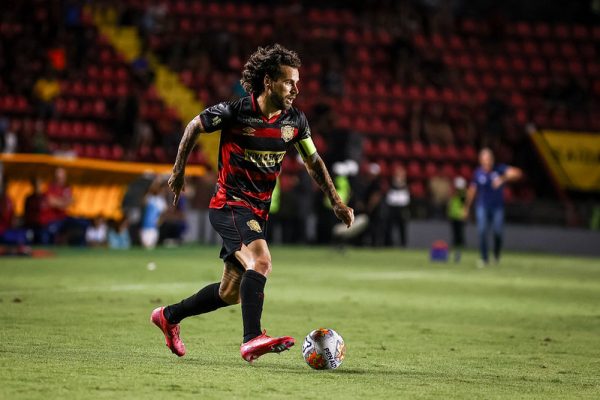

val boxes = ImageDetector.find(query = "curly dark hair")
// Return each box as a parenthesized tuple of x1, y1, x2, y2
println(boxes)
(240, 44, 301, 95)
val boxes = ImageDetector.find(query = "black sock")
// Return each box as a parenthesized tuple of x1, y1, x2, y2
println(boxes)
(240, 270, 267, 343)
(164, 282, 229, 324)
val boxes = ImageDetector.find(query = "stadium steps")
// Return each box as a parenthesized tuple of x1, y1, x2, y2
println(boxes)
(88, 6, 220, 170)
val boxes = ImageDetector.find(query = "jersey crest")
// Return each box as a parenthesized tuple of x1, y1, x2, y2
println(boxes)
(281, 125, 294, 142)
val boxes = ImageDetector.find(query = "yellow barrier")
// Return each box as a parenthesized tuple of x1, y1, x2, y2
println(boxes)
(1, 154, 206, 218)
(531, 130, 600, 192)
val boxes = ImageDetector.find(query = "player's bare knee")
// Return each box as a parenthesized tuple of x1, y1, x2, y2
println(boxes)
(253, 257, 272, 276)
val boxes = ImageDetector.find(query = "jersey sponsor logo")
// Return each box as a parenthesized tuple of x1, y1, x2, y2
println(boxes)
(244, 149, 286, 167)
(239, 117, 264, 125)
(246, 219, 262, 233)
(281, 125, 295, 142)
(242, 127, 255, 136)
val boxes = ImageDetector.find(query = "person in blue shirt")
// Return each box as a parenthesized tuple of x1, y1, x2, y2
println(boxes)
(463, 148, 522, 266)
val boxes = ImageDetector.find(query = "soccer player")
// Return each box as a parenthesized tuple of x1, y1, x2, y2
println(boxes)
(151, 44, 354, 362)
(463, 148, 522, 266)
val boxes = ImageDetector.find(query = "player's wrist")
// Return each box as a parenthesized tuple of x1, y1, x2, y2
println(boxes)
(172, 166, 185, 175)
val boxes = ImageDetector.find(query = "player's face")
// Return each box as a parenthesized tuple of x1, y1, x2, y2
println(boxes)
(479, 149, 494, 171)
(269, 66, 299, 110)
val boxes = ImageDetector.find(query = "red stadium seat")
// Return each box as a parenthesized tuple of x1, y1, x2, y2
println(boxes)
(424, 161, 437, 178)
(409, 181, 426, 199)
(461, 146, 477, 162)
(410, 142, 426, 160)
(459, 164, 472, 180)
(428, 144, 444, 161)
(392, 141, 408, 158)
(407, 161, 423, 180)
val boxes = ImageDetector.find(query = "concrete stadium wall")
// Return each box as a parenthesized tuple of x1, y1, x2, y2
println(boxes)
(183, 211, 600, 257)
(408, 220, 600, 257)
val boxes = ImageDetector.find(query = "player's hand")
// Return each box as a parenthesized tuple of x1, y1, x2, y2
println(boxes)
(168, 171, 185, 206)
(333, 203, 354, 228)
(462, 207, 470, 220)
(492, 176, 505, 189)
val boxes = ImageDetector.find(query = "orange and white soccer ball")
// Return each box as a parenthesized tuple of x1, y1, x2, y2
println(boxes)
(302, 328, 346, 370)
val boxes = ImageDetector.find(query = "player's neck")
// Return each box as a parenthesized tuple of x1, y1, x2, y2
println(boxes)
(256, 93, 282, 120)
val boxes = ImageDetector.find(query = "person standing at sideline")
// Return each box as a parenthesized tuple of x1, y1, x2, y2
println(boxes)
(140, 178, 167, 249)
(463, 148, 522, 266)
(447, 176, 467, 262)
(385, 165, 410, 247)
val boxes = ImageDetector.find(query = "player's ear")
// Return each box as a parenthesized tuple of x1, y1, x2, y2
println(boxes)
(264, 74, 272, 91)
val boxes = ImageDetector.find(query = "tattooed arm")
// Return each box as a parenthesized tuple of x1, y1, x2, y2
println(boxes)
(304, 153, 354, 227)
(168, 115, 205, 205)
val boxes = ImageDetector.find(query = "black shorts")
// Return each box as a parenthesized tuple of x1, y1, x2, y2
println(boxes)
(209, 205, 267, 264)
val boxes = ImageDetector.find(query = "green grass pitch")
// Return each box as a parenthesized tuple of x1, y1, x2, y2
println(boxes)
(0, 246, 599, 399)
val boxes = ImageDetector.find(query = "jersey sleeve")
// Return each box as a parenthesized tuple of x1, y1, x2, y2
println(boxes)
(293, 111, 317, 160)
(199, 102, 234, 133)
(496, 164, 508, 175)
(296, 111, 312, 141)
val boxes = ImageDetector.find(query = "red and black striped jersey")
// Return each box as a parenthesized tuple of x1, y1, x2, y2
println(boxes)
(199, 94, 311, 219)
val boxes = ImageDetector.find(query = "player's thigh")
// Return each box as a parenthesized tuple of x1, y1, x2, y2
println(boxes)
(219, 260, 243, 304)
(234, 239, 272, 276)
(475, 206, 488, 233)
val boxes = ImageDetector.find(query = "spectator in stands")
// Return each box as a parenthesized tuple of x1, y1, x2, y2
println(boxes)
(33, 69, 61, 118)
(132, 49, 155, 88)
(322, 57, 345, 97)
(115, 92, 140, 148)
(0, 177, 28, 248)
(131, 118, 154, 160)
(45, 167, 73, 244)
(108, 218, 131, 250)
(24, 176, 52, 244)
(140, 177, 167, 250)
(85, 216, 108, 247)
(428, 173, 452, 218)
(0, 118, 18, 153)
(463, 148, 523, 267)
(447, 176, 467, 263)
(385, 165, 410, 247)
(31, 120, 49, 154)
(484, 90, 510, 148)
(422, 103, 454, 146)
(0, 178, 16, 242)
(46, 40, 67, 72)
(411, 102, 454, 145)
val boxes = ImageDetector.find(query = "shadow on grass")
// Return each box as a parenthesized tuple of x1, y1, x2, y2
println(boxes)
(183, 356, 398, 376)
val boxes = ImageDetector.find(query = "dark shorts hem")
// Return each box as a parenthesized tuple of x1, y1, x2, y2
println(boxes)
(209, 205, 267, 264)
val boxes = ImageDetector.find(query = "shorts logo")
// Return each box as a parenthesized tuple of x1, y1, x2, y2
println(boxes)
(246, 219, 262, 233)
(281, 125, 295, 142)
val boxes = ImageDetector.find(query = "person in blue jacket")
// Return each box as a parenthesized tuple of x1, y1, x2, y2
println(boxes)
(463, 148, 522, 266)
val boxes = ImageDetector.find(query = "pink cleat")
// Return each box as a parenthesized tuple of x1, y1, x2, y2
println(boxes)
(240, 330, 295, 363)
(151, 307, 186, 357)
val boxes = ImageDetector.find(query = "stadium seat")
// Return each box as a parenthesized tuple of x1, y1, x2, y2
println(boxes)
(410, 142, 426, 160)
(409, 181, 426, 199)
